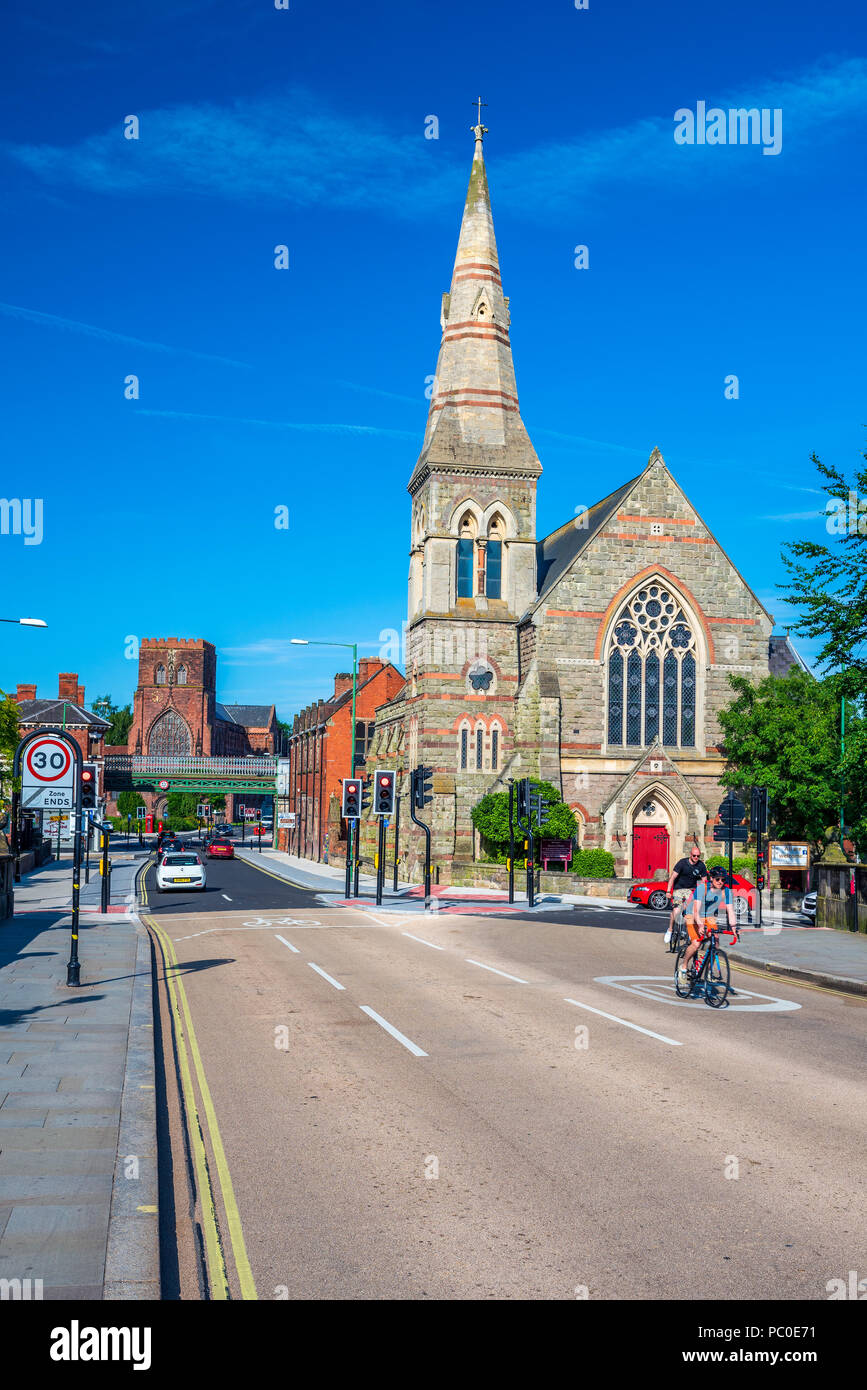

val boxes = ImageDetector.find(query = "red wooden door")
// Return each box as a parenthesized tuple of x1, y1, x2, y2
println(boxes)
(632, 825, 669, 880)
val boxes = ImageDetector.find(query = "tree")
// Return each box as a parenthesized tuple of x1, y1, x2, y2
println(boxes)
(0, 696, 20, 800)
(90, 693, 133, 748)
(116, 790, 146, 818)
(780, 444, 867, 692)
(471, 779, 577, 857)
(716, 669, 863, 854)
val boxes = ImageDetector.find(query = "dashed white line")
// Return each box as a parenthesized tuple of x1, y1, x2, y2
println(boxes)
(308, 962, 345, 991)
(565, 997, 682, 1046)
(359, 1006, 427, 1057)
(466, 958, 528, 984)
(402, 931, 445, 950)
(275, 935, 300, 954)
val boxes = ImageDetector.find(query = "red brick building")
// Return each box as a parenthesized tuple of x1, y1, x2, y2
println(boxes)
(15, 674, 111, 766)
(280, 658, 405, 861)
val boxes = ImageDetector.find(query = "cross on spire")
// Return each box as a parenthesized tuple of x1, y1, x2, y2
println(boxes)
(472, 96, 488, 149)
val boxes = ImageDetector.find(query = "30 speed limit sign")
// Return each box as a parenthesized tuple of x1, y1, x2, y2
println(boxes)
(22, 736, 75, 809)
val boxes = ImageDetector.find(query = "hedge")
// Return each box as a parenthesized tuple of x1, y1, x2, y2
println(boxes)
(570, 848, 616, 878)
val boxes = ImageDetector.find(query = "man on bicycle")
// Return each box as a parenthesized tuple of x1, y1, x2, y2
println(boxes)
(665, 845, 707, 945)
(677, 866, 738, 988)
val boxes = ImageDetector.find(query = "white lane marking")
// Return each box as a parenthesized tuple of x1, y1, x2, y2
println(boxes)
(308, 961, 345, 991)
(594, 975, 802, 1012)
(466, 958, 528, 984)
(222, 894, 232, 901)
(275, 935, 300, 954)
(242, 917, 322, 928)
(359, 1006, 428, 1057)
(565, 997, 682, 1046)
(402, 931, 445, 950)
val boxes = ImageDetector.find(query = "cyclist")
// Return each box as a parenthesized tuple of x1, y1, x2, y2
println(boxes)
(664, 845, 707, 945)
(677, 866, 738, 988)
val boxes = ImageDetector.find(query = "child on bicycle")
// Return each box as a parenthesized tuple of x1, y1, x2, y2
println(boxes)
(677, 866, 738, 988)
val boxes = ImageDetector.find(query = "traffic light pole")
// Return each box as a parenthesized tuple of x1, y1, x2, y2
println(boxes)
(507, 780, 515, 904)
(100, 826, 110, 913)
(84, 814, 91, 885)
(409, 768, 432, 908)
(375, 815, 386, 906)
(393, 794, 401, 892)
(526, 819, 535, 909)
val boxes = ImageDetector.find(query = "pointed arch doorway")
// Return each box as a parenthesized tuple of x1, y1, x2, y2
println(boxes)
(631, 794, 671, 880)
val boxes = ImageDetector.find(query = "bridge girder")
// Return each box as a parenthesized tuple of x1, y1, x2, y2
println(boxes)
(130, 775, 276, 795)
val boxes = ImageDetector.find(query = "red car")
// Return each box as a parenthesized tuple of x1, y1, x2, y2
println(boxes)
(629, 872, 756, 919)
(206, 839, 235, 860)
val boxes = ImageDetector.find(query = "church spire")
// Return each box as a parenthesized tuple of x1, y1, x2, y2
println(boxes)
(409, 111, 541, 490)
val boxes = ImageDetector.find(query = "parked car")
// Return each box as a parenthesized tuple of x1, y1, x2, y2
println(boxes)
(800, 890, 817, 924)
(629, 871, 757, 919)
(207, 839, 234, 860)
(156, 852, 207, 892)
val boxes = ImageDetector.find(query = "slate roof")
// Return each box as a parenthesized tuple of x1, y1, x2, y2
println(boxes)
(16, 699, 110, 730)
(216, 703, 275, 727)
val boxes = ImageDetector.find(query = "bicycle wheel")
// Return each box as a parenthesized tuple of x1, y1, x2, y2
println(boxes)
(704, 947, 730, 1008)
(674, 946, 695, 996)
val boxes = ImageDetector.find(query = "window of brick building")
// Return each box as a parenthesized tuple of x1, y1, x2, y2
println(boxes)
(155, 664, 166, 685)
(605, 582, 699, 750)
(177, 665, 187, 685)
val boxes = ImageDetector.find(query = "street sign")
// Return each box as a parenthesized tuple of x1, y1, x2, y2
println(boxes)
(21, 735, 74, 809)
(158, 779, 170, 790)
(277, 812, 295, 829)
(713, 827, 748, 842)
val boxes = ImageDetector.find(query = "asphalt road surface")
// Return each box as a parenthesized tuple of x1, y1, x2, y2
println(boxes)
(139, 852, 867, 1301)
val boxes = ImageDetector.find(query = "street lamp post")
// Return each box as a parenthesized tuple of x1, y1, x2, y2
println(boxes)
(290, 638, 358, 871)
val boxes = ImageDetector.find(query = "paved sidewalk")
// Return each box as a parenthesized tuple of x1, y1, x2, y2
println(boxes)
(0, 854, 158, 1299)
(731, 924, 867, 997)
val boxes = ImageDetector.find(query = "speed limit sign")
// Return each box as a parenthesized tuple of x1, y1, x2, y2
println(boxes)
(22, 736, 75, 809)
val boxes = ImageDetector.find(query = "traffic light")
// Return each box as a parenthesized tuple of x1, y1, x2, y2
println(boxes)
(413, 764, 433, 810)
(375, 770, 396, 816)
(361, 776, 372, 812)
(342, 778, 362, 819)
(516, 777, 530, 823)
(80, 763, 98, 810)
(530, 792, 553, 830)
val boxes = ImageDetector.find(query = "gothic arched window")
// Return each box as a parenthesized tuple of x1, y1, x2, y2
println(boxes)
(459, 721, 470, 770)
(176, 665, 187, 686)
(486, 514, 504, 600)
(456, 510, 478, 598)
(605, 582, 700, 750)
(149, 709, 192, 756)
(490, 722, 501, 771)
(155, 664, 166, 686)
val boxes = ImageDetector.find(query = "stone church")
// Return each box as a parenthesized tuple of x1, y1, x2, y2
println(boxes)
(364, 119, 798, 882)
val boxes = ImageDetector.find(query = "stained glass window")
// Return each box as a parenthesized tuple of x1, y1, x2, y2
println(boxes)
(645, 651, 660, 744)
(491, 727, 499, 770)
(608, 650, 624, 744)
(476, 727, 483, 769)
(149, 709, 192, 756)
(662, 652, 678, 745)
(626, 651, 642, 744)
(681, 653, 696, 747)
(460, 728, 468, 769)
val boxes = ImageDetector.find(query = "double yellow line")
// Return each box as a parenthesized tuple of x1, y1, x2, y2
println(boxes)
(138, 865, 257, 1300)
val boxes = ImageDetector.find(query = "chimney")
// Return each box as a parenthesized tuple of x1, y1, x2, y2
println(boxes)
(58, 673, 79, 701)
(16, 683, 36, 702)
(358, 658, 385, 684)
(77, 684, 85, 705)
(333, 672, 353, 699)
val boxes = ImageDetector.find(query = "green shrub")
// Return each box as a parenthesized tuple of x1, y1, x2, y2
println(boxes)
(571, 848, 616, 878)
(706, 853, 755, 876)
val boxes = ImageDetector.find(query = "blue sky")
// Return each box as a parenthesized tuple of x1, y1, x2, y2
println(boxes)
(1, 0, 865, 719)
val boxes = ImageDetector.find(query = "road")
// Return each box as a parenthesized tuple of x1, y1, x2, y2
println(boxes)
(138, 847, 867, 1301)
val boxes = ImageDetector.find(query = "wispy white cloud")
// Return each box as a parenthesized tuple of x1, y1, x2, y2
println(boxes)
(137, 406, 417, 439)
(757, 509, 825, 521)
(0, 300, 250, 368)
(536, 428, 646, 456)
(7, 58, 866, 219)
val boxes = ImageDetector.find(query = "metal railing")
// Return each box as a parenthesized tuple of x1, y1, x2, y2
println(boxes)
(131, 755, 278, 775)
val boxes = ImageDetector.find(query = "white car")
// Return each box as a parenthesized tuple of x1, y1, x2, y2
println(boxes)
(156, 851, 207, 893)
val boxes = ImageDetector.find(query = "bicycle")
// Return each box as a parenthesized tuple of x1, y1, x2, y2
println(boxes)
(674, 922, 738, 1007)
(666, 896, 690, 954)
